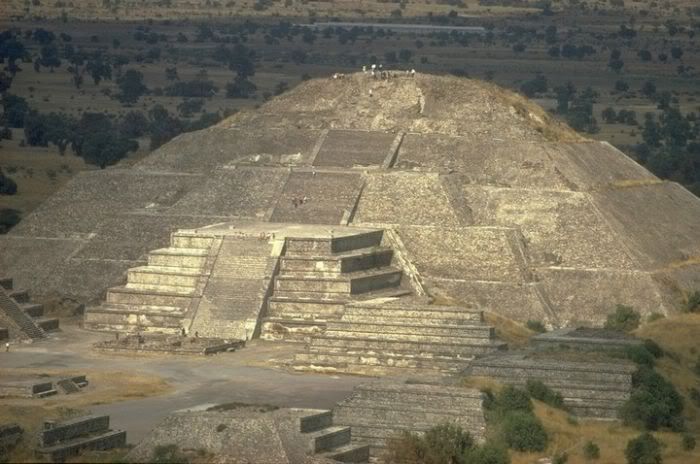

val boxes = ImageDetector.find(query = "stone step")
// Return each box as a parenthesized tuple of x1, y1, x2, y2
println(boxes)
(96, 303, 188, 316)
(319, 443, 370, 463)
(280, 247, 393, 274)
(275, 268, 402, 294)
(319, 329, 498, 345)
(0, 277, 12, 290)
(260, 318, 327, 343)
(295, 352, 471, 373)
(171, 234, 215, 249)
(344, 304, 483, 322)
(325, 321, 494, 338)
(468, 364, 632, 385)
(334, 408, 485, 432)
(148, 247, 209, 268)
(0, 288, 45, 339)
(307, 425, 352, 453)
(8, 289, 29, 304)
(127, 266, 203, 288)
(267, 298, 346, 319)
(285, 231, 383, 256)
(106, 287, 194, 307)
(344, 424, 484, 448)
(299, 410, 333, 433)
(124, 282, 198, 295)
(38, 430, 127, 462)
(309, 337, 506, 356)
(21, 302, 44, 318)
(35, 318, 59, 332)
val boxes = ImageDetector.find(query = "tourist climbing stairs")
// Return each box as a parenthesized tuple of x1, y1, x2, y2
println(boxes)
(260, 230, 409, 342)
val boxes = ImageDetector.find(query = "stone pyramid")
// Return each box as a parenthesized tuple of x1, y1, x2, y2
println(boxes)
(2, 73, 699, 328)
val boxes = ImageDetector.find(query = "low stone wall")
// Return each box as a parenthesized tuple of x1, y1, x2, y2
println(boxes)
(532, 327, 642, 352)
(94, 334, 243, 355)
(40, 415, 110, 447)
(39, 430, 127, 463)
(0, 380, 54, 398)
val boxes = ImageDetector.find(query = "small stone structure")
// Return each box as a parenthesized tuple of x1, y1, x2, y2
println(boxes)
(468, 352, 635, 418)
(333, 381, 486, 455)
(0, 276, 59, 340)
(532, 327, 642, 352)
(0, 375, 88, 398)
(94, 334, 243, 356)
(36, 415, 126, 462)
(127, 405, 368, 463)
(0, 423, 23, 455)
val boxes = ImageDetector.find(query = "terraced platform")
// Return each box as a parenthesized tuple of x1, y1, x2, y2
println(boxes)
(334, 381, 486, 454)
(293, 300, 505, 376)
(467, 353, 635, 418)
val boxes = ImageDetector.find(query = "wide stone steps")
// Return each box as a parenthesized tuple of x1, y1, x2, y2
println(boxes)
(21, 302, 44, 318)
(298, 409, 370, 463)
(294, 352, 471, 374)
(127, 266, 204, 288)
(148, 247, 209, 268)
(284, 230, 383, 256)
(8, 289, 29, 304)
(343, 305, 484, 323)
(325, 321, 495, 338)
(96, 303, 187, 316)
(274, 268, 402, 294)
(124, 282, 197, 295)
(310, 335, 505, 352)
(267, 298, 346, 319)
(106, 287, 194, 307)
(171, 234, 215, 249)
(280, 247, 393, 274)
(0, 287, 45, 339)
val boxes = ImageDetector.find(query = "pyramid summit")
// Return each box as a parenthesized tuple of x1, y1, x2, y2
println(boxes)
(2, 73, 699, 331)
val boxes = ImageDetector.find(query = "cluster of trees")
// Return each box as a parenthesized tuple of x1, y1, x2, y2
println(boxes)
(635, 106, 700, 195)
(555, 82, 599, 134)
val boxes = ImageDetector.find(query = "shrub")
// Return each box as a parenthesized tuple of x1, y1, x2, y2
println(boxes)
(583, 441, 600, 460)
(462, 442, 509, 464)
(605, 305, 641, 332)
(0, 169, 18, 195)
(625, 433, 662, 464)
(501, 411, 548, 452)
(525, 379, 565, 409)
(0, 208, 21, 234)
(642, 340, 663, 358)
(681, 433, 696, 451)
(553, 452, 568, 464)
(647, 312, 664, 323)
(626, 345, 656, 367)
(684, 291, 700, 313)
(422, 423, 473, 463)
(620, 366, 684, 430)
(526, 320, 546, 333)
(496, 386, 533, 414)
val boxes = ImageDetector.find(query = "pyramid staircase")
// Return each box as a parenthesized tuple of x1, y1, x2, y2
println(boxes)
(297, 409, 370, 462)
(85, 232, 217, 334)
(293, 301, 506, 376)
(0, 277, 59, 340)
(333, 382, 486, 455)
(260, 230, 408, 342)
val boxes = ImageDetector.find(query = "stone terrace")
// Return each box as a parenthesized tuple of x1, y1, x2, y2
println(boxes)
(293, 299, 505, 377)
(334, 381, 486, 455)
(468, 352, 635, 418)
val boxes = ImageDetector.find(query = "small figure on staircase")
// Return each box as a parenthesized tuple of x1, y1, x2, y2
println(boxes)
(181, 327, 186, 337)
(5, 342, 9, 352)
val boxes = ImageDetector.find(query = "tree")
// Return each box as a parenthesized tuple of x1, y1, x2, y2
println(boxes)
(605, 305, 640, 332)
(116, 69, 147, 105)
(1, 94, 29, 128)
(638, 49, 652, 62)
(226, 76, 257, 99)
(545, 25, 557, 44)
(71, 112, 138, 168)
(165, 67, 179, 81)
(23, 110, 48, 146)
(148, 105, 183, 150)
(554, 82, 576, 114)
(44, 112, 76, 155)
(0, 72, 12, 93)
(119, 111, 148, 138)
(0, 208, 21, 234)
(39, 43, 61, 70)
(85, 53, 112, 85)
(615, 80, 630, 92)
(641, 81, 657, 98)
(625, 433, 662, 464)
(398, 49, 413, 62)
(670, 47, 683, 60)
(602, 107, 617, 123)
(520, 74, 548, 97)
(0, 168, 18, 195)
(0, 31, 28, 74)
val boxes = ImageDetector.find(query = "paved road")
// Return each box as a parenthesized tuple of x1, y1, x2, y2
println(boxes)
(0, 324, 370, 442)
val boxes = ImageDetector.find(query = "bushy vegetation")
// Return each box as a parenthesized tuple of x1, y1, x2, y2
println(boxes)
(152, 444, 189, 464)
(605, 305, 641, 332)
(0, 168, 18, 195)
(583, 440, 600, 460)
(383, 423, 509, 464)
(625, 433, 662, 464)
(683, 291, 700, 313)
(620, 366, 684, 431)
(0, 208, 21, 234)
(484, 385, 549, 453)
(525, 379, 566, 410)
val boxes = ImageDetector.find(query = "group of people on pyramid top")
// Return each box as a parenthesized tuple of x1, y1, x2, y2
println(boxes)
(362, 64, 415, 79)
